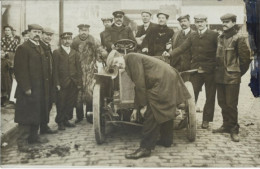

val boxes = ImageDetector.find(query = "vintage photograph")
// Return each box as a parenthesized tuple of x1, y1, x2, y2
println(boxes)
(1, 0, 260, 167)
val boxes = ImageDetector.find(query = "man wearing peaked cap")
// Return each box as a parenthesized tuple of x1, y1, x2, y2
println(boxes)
(53, 31, 82, 130)
(157, 12, 169, 19)
(135, 10, 157, 52)
(71, 22, 105, 124)
(212, 13, 251, 142)
(177, 14, 190, 22)
(164, 14, 219, 130)
(14, 24, 52, 148)
(112, 10, 125, 17)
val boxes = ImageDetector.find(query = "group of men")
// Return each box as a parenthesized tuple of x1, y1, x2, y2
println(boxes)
(10, 9, 251, 159)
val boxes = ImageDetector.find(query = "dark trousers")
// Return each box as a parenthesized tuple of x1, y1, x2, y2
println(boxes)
(140, 106, 173, 150)
(190, 72, 216, 122)
(74, 101, 93, 120)
(17, 124, 39, 146)
(217, 83, 240, 133)
(55, 82, 78, 124)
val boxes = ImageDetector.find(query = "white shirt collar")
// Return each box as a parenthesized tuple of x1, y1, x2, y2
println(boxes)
(115, 23, 122, 27)
(29, 39, 40, 46)
(61, 45, 71, 54)
(41, 40, 49, 46)
(183, 27, 191, 35)
(199, 27, 207, 35)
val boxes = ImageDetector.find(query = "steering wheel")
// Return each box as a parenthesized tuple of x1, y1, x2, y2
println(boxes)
(114, 39, 136, 54)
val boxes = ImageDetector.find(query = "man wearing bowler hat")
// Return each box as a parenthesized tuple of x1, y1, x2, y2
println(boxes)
(212, 13, 251, 142)
(103, 10, 136, 52)
(142, 11, 174, 58)
(53, 32, 82, 130)
(14, 24, 50, 149)
(164, 14, 219, 129)
(135, 11, 157, 52)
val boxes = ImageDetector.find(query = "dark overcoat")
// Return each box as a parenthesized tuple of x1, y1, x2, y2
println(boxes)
(136, 22, 157, 50)
(124, 53, 191, 124)
(14, 40, 51, 125)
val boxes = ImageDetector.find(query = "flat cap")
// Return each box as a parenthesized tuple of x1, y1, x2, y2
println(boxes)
(101, 17, 113, 22)
(77, 24, 90, 29)
(3, 25, 13, 30)
(220, 13, 237, 21)
(60, 32, 73, 39)
(112, 11, 125, 17)
(141, 10, 152, 16)
(43, 27, 54, 35)
(28, 24, 43, 31)
(177, 14, 190, 22)
(194, 14, 207, 21)
(157, 12, 169, 19)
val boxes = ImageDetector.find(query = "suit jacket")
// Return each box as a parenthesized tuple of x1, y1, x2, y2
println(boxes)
(14, 40, 51, 125)
(102, 24, 136, 52)
(143, 25, 174, 56)
(170, 29, 218, 73)
(136, 22, 157, 50)
(124, 53, 191, 124)
(53, 47, 82, 89)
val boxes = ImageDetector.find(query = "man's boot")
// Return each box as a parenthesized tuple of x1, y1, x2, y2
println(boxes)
(230, 125, 239, 142)
(212, 125, 230, 133)
(125, 147, 151, 159)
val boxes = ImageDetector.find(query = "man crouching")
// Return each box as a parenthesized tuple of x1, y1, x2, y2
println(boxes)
(106, 50, 191, 159)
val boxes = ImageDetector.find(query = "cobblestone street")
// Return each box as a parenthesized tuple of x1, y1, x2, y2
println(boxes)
(1, 71, 260, 167)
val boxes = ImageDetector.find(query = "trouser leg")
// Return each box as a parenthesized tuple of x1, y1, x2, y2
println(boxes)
(55, 88, 66, 124)
(140, 106, 160, 150)
(159, 119, 174, 145)
(76, 103, 84, 120)
(28, 124, 40, 141)
(17, 124, 31, 147)
(203, 73, 216, 122)
(216, 84, 229, 128)
(64, 83, 79, 122)
(190, 73, 204, 103)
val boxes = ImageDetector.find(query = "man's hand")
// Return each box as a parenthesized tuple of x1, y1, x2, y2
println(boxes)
(162, 51, 170, 57)
(142, 48, 148, 53)
(166, 43, 172, 50)
(140, 105, 147, 117)
(25, 89, 32, 96)
(56, 85, 61, 91)
(130, 109, 138, 122)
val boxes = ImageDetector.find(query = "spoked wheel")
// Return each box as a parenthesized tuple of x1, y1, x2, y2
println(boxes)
(185, 81, 196, 142)
(93, 84, 105, 144)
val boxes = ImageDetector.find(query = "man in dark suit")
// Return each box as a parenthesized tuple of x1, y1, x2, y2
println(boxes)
(39, 27, 57, 134)
(212, 14, 251, 142)
(170, 14, 194, 73)
(164, 14, 219, 129)
(106, 50, 191, 159)
(135, 11, 157, 52)
(14, 24, 50, 149)
(53, 32, 82, 130)
(142, 11, 174, 57)
(100, 17, 113, 51)
(102, 11, 136, 52)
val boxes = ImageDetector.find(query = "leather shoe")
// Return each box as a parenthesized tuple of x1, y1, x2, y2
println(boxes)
(125, 148, 151, 159)
(201, 121, 209, 129)
(75, 119, 83, 124)
(58, 123, 66, 130)
(212, 126, 230, 133)
(40, 127, 58, 134)
(156, 140, 172, 147)
(64, 121, 76, 127)
(28, 136, 49, 144)
(231, 133, 239, 142)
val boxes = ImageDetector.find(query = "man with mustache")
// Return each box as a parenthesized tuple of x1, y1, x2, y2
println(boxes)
(163, 14, 218, 129)
(142, 11, 174, 58)
(212, 14, 251, 142)
(135, 11, 157, 52)
(14, 24, 50, 150)
(71, 24, 106, 124)
(103, 10, 136, 53)
(39, 28, 57, 134)
(170, 14, 194, 73)
(53, 32, 82, 130)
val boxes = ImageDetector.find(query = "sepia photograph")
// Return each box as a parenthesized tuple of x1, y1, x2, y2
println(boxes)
(1, 0, 260, 167)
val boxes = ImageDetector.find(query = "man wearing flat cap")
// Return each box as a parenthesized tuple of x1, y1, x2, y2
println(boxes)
(39, 27, 57, 134)
(212, 13, 251, 142)
(103, 10, 136, 52)
(53, 32, 82, 130)
(14, 24, 50, 149)
(164, 14, 219, 129)
(100, 17, 113, 49)
(71, 24, 106, 124)
(135, 11, 157, 52)
(142, 11, 173, 58)
(106, 50, 191, 159)
(170, 14, 194, 74)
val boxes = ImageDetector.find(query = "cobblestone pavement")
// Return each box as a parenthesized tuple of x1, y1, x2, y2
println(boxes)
(1, 71, 260, 167)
